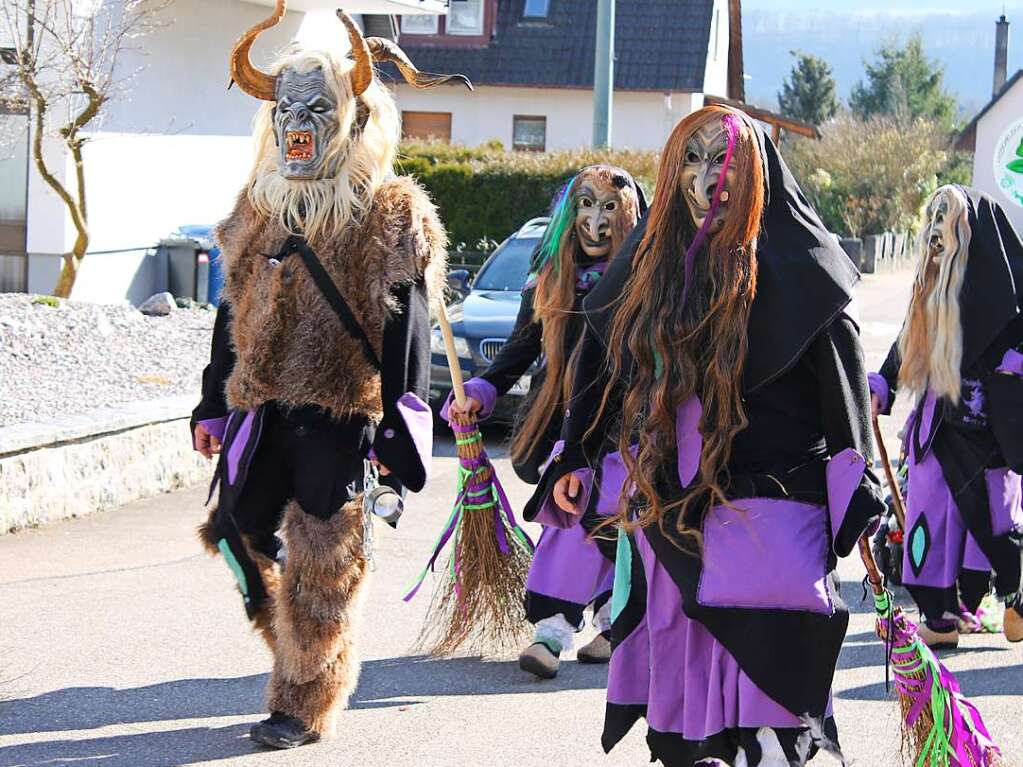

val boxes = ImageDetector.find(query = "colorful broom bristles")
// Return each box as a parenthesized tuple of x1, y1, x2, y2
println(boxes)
(405, 413, 534, 656)
(873, 591, 1006, 767)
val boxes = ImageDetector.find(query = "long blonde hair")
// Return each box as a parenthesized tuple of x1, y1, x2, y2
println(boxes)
(592, 106, 765, 538)
(247, 47, 399, 243)
(510, 168, 640, 465)
(898, 185, 972, 401)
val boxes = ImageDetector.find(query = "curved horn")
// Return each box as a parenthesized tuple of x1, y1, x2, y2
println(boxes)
(230, 0, 286, 101)
(337, 10, 373, 96)
(367, 37, 473, 91)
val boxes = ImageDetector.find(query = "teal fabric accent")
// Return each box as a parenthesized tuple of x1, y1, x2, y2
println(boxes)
(535, 638, 562, 656)
(610, 528, 633, 622)
(217, 538, 251, 604)
(910, 524, 927, 568)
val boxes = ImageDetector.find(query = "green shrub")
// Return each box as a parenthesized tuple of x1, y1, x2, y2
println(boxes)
(396, 141, 660, 248)
(31, 295, 60, 308)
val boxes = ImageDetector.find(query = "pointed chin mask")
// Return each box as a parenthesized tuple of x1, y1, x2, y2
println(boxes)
(573, 176, 629, 259)
(681, 121, 737, 235)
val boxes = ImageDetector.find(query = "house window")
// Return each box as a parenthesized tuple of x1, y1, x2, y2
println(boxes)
(513, 115, 546, 152)
(523, 0, 550, 18)
(402, 111, 453, 143)
(447, 0, 485, 36)
(401, 14, 439, 35)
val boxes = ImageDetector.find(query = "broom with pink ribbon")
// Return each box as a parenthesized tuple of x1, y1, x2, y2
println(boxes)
(404, 305, 534, 655)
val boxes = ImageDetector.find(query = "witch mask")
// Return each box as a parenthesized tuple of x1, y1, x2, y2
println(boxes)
(573, 173, 632, 259)
(681, 118, 737, 235)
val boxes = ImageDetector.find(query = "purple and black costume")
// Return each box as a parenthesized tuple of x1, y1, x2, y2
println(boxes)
(525, 127, 886, 766)
(869, 188, 1023, 628)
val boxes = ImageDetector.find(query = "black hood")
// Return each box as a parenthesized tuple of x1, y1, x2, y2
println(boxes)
(956, 186, 1023, 373)
(582, 117, 859, 394)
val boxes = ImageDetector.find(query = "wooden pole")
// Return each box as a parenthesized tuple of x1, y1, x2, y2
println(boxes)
(436, 304, 467, 408)
(872, 415, 907, 530)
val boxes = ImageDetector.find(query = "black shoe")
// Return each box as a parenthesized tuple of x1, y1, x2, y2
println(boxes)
(249, 711, 320, 749)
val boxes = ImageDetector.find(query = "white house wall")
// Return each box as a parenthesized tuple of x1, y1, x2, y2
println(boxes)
(394, 84, 702, 151)
(973, 78, 1023, 236)
(702, 0, 731, 99)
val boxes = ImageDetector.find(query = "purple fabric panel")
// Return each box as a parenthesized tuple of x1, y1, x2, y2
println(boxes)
(903, 449, 963, 588)
(396, 392, 434, 480)
(997, 349, 1023, 376)
(606, 612, 652, 706)
(985, 468, 1023, 535)
(963, 532, 992, 572)
(676, 395, 703, 487)
(595, 449, 631, 518)
(825, 448, 867, 551)
(698, 499, 833, 614)
(909, 392, 939, 463)
(867, 372, 890, 413)
(539, 439, 565, 475)
(526, 523, 615, 606)
(440, 377, 499, 422)
(633, 531, 811, 738)
(532, 468, 594, 529)
(197, 416, 229, 443)
(226, 411, 256, 486)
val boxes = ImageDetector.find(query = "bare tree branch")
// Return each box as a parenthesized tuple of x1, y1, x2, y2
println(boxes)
(0, 0, 172, 296)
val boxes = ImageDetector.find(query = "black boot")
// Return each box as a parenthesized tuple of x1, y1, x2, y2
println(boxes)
(250, 711, 321, 749)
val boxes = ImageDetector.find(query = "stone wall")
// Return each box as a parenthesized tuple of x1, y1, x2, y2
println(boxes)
(0, 397, 213, 534)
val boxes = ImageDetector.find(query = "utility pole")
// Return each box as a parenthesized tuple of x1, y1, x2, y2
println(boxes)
(592, 0, 614, 148)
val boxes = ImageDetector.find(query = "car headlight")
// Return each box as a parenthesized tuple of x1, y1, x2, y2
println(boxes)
(431, 327, 471, 358)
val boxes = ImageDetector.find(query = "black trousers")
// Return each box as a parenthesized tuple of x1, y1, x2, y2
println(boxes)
(232, 404, 369, 559)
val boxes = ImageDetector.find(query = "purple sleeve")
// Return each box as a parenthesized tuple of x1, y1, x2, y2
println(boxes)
(197, 415, 229, 442)
(439, 377, 499, 422)
(997, 349, 1023, 377)
(532, 468, 594, 529)
(867, 372, 890, 414)
(825, 448, 868, 556)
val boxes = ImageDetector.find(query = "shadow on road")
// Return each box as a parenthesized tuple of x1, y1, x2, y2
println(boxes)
(837, 662, 1023, 702)
(0, 724, 254, 767)
(0, 654, 607, 739)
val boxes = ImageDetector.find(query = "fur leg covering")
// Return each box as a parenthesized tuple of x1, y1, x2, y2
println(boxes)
(197, 505, 280, 653)
(267, 499, 369, 736)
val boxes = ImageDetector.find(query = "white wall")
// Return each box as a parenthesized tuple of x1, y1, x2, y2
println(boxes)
(702, 0, 730, 99)
(973, 78, 1023, 237)
(394, 84, 703, 152)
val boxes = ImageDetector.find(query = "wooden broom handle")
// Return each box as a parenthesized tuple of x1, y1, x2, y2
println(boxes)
(437, 304, 467, 408)
(871, 415, 907, 531)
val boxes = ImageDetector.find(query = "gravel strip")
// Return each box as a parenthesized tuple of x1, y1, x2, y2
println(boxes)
(0, 294, 214, 428)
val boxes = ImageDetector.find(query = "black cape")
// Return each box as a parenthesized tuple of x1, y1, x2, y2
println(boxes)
(526, 120, 885, 741)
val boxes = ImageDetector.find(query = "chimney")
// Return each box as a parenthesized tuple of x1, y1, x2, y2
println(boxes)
(994, 14, 1010, 97)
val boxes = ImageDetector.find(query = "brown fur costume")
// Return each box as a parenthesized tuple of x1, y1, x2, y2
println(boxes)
(216, 175, 447, 420)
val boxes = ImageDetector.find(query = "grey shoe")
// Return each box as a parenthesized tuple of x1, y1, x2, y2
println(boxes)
(576, 631, 612, 664)
(250, 712, 321, 749)
(519, 641, 560, 679)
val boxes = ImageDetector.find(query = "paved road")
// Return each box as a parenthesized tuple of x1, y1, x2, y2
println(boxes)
(1, 268, 1021, 767)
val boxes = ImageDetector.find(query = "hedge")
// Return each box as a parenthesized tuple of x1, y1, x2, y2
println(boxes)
(395, 140, 660, 249)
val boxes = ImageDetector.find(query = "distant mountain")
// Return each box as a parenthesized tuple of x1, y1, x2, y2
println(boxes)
(743, 8, 1022, 118)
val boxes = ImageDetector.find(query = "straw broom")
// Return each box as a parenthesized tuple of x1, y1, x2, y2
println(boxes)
(404, 305, 534, 656)
(864, 417, 1006, 767)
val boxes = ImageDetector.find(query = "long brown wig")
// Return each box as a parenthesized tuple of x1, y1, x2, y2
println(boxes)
(594, 106, 766, 540)
(510, 166, 641, 465)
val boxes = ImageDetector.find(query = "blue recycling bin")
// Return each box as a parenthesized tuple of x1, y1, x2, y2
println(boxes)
(175, 224, 224, 307)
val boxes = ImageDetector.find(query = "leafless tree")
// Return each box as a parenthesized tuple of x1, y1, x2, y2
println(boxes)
(0, 0, 171, 297)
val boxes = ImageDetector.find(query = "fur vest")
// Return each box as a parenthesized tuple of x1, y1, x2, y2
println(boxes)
(215, 176, 447, 420)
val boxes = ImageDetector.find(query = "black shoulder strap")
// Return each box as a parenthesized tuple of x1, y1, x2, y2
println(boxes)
(283, 235, 383, 371)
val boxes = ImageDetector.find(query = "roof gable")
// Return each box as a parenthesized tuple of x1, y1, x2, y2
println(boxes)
(391, 0, 717, 92)
(957, 69, 1023, 152)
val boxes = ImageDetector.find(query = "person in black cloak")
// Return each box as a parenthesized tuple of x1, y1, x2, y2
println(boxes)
(524, 105, 886, 766)
(443, 165, 647, 678)
(869, 184, 1023, 649)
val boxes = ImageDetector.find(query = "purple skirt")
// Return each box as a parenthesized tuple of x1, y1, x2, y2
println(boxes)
(607, 528, 829, 741)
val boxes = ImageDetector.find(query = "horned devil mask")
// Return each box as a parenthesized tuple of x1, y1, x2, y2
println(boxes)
(230, 1, 471, 180)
